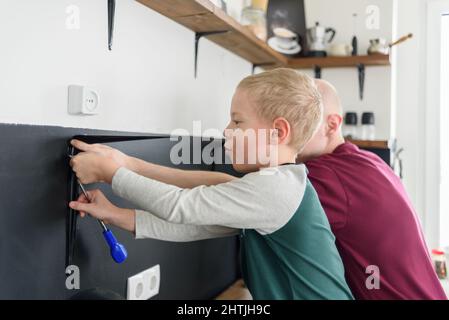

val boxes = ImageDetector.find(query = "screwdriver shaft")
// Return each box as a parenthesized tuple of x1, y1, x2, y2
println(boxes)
(77, 180, 108, 232)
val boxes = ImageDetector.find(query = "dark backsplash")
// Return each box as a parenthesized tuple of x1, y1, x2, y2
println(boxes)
(0, 123, 239, 299)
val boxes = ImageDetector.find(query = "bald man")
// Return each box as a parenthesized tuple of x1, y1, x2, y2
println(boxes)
(297, 80, 446, 300)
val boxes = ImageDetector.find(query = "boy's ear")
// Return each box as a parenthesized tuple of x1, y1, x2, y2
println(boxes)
(272, 117, 291, 145)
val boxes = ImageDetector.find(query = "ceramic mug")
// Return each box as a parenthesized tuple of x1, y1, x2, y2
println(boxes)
(328, 43, 353, 57)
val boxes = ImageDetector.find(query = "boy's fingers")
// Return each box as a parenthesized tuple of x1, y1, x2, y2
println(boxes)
(76, 194, 89, 203)
(71, 139, 93, 152)
(94, 143, 109, 149)
(69, 201, 93, 213)
(88, 189, 103, 199)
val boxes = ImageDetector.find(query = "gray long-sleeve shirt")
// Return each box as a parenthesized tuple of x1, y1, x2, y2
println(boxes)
(111, 165, 307, 241)
(111, 165, 354, 300)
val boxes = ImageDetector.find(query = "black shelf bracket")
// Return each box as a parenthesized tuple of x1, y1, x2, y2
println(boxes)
(252, 63, 276, 75)
(357, 64, 366, 100)
(66, 134, 169, 267)
(108, 0, 115, 51)
(66, 145, 78, 267)
(314, 66, 322, 79)
(194, 30, 229, 78)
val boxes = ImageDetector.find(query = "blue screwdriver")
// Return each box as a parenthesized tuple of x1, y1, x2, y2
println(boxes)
(77, 180, 128, 264)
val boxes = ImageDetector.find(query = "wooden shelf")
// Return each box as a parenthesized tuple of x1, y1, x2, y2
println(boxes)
(136, 0, 390, 70)
(286, 54, 391, 69)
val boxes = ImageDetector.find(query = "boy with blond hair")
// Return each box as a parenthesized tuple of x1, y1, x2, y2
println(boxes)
(69, 69, 353, 300)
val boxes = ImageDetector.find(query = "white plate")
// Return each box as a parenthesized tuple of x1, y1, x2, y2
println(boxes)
(268, 37, 302, 55)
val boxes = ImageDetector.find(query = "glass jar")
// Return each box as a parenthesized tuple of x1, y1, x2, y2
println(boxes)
(251, 0, 268, 11)
(343, 112, 358, 140)
(241, 6, 267, 41)
(361, 112, 376, 141)
(432, 249, 447, 279)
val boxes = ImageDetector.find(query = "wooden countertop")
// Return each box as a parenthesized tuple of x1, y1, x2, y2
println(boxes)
(215, 279, 252, 300)
(347, 139, 390, 149)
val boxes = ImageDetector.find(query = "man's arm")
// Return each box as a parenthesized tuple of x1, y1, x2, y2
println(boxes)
(127, 157, 237, 189)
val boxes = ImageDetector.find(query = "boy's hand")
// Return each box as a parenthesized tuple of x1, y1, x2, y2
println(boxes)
(69, 189, 135, 232)
(70, 139, 130, 184)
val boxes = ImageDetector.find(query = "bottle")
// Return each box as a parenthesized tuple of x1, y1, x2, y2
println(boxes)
(361, 112, 376, 140)
(343, 112, 358, 140)
(432, 249, 447, 279)
(241, 0, 267, 41)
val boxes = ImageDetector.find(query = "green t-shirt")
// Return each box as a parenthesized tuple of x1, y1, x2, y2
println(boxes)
(241, 179, 354, 300)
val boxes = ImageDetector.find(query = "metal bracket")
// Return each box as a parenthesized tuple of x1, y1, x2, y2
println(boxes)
(194, 30, 229, 78)
(108, 0, 115, 51)
(66, 135, 169, 267)
(314, 66, 322, 79)
(252, 63, 276, 75)
(357, 64, 366, 100)
(67, 145, 78, 267)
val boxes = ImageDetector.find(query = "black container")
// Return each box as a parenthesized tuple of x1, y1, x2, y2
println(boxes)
(345, 112, 358, 125)
(362, 112, 375, 125)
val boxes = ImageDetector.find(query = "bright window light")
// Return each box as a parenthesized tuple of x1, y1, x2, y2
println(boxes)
(440, 14, 449, 247)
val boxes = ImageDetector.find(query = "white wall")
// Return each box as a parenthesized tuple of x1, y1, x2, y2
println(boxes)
(0, 0, 394, 141)
(0, 0, 250, 135)
(304, 0, 394, 140)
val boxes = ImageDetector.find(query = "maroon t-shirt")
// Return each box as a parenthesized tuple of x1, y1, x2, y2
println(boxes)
(305, 142, 447, 300)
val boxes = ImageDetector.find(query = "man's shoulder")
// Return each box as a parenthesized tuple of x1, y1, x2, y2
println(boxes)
(305, 155, 340, 179)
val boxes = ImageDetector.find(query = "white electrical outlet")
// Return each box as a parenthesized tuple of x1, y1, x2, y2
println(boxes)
(127, 264, 160, 300)
(68, 85, 99, 115)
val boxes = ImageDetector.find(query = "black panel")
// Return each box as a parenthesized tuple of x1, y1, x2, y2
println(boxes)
(0, 124, 239, 300)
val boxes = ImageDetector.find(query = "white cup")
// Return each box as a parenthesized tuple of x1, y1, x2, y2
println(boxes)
(273, 27, 298, 50)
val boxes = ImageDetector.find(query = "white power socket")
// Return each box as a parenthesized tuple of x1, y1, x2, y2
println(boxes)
(68, 85, 99, 115)
(127, 264, 160, 300)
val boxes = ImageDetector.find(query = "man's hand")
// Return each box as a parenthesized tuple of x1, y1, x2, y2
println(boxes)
(70, 139, 129, 184)
(69, 189, 135, 233)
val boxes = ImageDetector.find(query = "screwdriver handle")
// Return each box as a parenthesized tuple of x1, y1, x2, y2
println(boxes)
(103, 229, 128, 264)
(70, 156, 128, 264)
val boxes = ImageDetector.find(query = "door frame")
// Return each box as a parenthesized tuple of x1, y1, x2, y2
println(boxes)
(424, 0, 449, 247)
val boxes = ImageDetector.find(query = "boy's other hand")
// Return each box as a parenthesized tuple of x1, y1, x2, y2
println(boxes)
(69, 189, 135, 232)
(70, 139, 130, 184)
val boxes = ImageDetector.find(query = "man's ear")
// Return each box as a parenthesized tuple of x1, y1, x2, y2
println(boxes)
(272, 117, 291, 145)
(326, 114, 343, 136)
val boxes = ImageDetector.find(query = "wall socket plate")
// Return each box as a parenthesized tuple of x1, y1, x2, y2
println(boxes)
(127, 264, 160, 300)
(67, 85, 99, 115)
